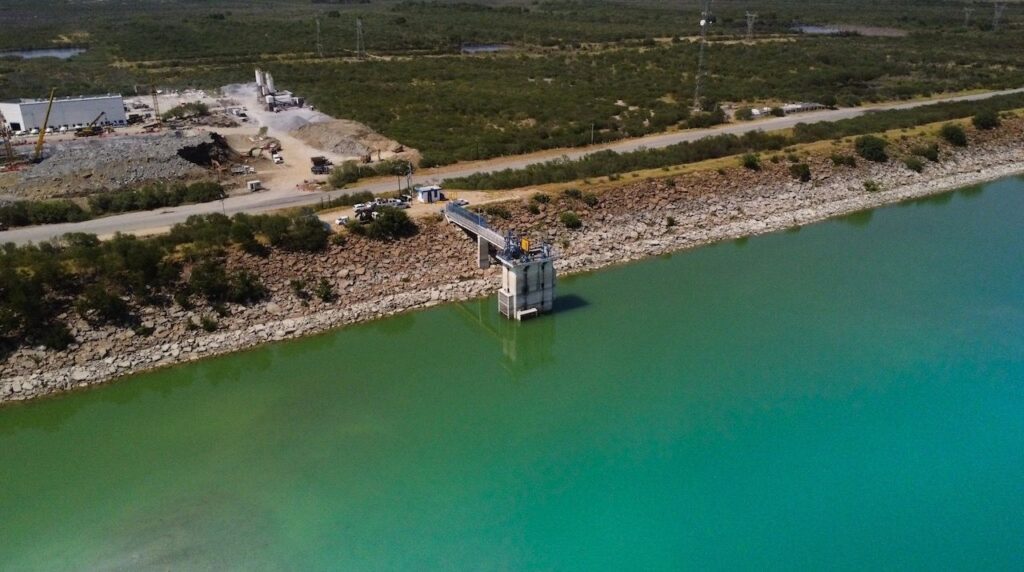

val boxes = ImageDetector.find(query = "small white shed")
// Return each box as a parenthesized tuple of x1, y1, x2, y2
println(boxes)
(416, 185, 444, 203)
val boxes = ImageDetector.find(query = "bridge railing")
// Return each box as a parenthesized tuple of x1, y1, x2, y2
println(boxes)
(444, 203, 506, 248)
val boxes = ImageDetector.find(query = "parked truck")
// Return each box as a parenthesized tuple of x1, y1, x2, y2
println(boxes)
(310, 156, 333, 175)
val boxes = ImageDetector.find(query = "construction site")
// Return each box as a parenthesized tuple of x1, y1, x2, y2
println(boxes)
(0, 71, 418, 202)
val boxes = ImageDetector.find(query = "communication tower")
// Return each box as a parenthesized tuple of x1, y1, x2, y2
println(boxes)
(316, 17, 324, 58)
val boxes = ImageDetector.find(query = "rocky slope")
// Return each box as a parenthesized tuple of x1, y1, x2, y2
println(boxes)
(2, 121, 1022, 404)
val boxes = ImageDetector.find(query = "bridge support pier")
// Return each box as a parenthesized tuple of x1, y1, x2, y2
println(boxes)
(478, 235, 491, 269)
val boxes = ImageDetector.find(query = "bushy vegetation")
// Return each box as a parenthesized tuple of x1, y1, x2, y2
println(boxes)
(911, 143, 940, 162)
(940, 124, 968, 147)
(0, 200, 90, 228)
(447, 131, 788, 189)
(741, 153, 761, 171)
(88, 181, 225, 215)
(855, 135, 889, 163)
(830, 153, 857, 167)
(0, 211, 329, 356)
(972, 110, 1001, 130)
(788, 163, 812, 182)
(560, 211, 582, 229)
(347, 207, 418, 241)
(328, 160, 408, 187)
(903, 157, 925, 173)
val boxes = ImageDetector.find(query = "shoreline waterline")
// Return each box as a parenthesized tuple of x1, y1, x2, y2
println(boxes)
(2, 146, 1023, 405)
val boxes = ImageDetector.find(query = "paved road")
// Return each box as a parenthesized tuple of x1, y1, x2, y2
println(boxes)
(3, 87, 1022, 245)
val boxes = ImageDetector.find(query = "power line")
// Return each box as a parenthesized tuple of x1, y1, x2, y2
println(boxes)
(746, 11, 758, 40)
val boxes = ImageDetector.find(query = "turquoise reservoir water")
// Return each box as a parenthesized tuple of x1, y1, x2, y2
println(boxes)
(2, 179, 1023, 570)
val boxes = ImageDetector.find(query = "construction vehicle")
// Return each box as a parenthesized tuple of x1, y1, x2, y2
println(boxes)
(310, 156, 333, 175)
(74, 112, 108, 137)
(32, 88, 56, 163)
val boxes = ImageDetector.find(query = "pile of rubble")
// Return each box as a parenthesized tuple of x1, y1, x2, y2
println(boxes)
(12, 132, 223, 199)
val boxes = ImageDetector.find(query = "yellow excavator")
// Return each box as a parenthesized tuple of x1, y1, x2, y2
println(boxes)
(32, 88, 56, 163)
(74, 111, 108, 137)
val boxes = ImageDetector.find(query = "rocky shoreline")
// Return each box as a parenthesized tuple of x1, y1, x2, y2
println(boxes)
(3, 123, 1023, 405)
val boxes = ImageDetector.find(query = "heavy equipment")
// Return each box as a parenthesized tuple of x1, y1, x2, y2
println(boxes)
(32, 88, 56, 163)
(74, 112, 108, 137)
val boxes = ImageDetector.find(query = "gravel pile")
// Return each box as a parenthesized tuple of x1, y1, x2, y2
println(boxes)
(14, 132, 209, 199)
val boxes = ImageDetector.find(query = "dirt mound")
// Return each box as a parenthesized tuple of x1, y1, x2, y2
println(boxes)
(291, 119, 410, 159)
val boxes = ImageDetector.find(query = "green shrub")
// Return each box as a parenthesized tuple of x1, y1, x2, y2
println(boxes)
(199, 314, 219, 332)
(789, 163, 812, 182)
(903, 157, 925, 173)
(582, 193, 599, 207)
(972, 110, 1001, 130)
(526, 203, 541, 215)
(562, 188, 583, 200)
(666, 216, 676, 227)
(531, 193, 551, 204)
(911, 143, 940, 162)
(315, 278, 336, 302)
(735, 107, 755, 121)
(75, 285, 131, 325)
(830, 153, 856, 167)
(741, 153, 761, 171)
(560, 211, 582, 229)
(855, 135, 889, 162)
(863, 180, 882, 193)
(940, 124, 968, 146)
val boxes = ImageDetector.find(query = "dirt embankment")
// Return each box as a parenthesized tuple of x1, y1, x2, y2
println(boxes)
(3, 119, 1023, 404)
(291, 119, 419, 164)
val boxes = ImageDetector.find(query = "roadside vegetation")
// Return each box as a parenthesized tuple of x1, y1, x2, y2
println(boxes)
(445, 94, 1022, 189)
(0, 182, 227, 229)
(0, 212, 330, 356)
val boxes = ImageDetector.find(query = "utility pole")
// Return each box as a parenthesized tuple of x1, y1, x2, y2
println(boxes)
(316, 17, 324, 58)
(745, 11, 758, 40)
(963, 6, 974, 27)
(693, 0, 714, 110)
(356, 18, 366, 58)
(993, 2, 1007, 31)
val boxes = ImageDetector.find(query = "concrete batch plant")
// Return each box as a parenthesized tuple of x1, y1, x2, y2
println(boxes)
(0, 94, 127, 132)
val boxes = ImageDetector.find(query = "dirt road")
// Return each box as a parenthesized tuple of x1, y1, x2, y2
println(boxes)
(2, 87, 1022, 245)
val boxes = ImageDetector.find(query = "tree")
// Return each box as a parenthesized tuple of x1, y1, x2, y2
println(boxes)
(741, 153, 761, 171)
(365, 208, 418, 241)
(854, 135, 888, 162)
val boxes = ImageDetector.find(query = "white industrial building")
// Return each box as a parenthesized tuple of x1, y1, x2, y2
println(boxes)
(0, 94, 127, 132)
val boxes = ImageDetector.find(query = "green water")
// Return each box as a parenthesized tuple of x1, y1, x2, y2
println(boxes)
(2, 179, 1023, 571)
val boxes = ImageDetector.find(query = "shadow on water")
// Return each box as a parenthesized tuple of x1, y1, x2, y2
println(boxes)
(552, 294, 590, 314)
